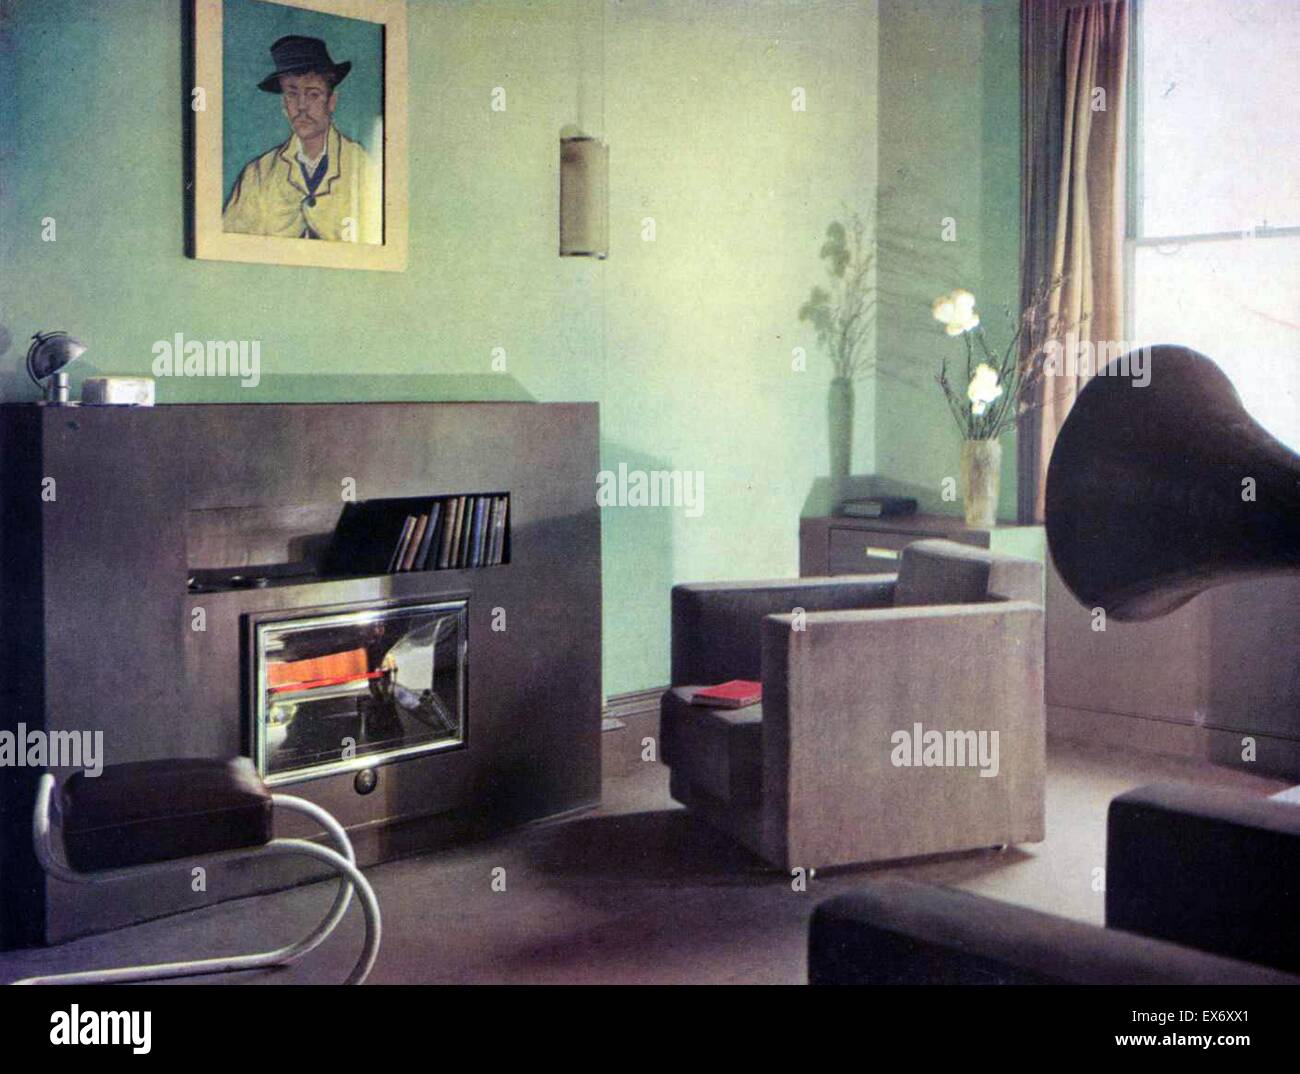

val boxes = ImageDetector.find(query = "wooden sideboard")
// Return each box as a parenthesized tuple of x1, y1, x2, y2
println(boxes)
(800, 512, 1044, 579)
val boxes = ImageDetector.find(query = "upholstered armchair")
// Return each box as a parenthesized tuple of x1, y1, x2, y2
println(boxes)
(660, 539, 1046, 871)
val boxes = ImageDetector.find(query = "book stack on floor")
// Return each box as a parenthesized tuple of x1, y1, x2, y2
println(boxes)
(325, 493, 510, 576)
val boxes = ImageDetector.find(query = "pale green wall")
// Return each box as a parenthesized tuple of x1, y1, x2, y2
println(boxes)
(1, 1, 1021, 695)
(600, 0, 879, 688)
(0, 0, 879, 698)
(874, 0, 1021, 519)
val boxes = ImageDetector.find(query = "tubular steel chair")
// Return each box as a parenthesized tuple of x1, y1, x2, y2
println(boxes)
(14, 759, 381, 985)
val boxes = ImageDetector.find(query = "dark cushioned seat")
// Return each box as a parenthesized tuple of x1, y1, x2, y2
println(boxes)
(660, 687, 762, 805)
(60, 758, 274, 872)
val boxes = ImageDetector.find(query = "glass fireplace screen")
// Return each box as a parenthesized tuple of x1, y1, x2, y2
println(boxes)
(252, 599, 467, 784)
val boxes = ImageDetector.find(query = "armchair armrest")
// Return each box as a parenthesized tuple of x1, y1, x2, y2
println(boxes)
(759, 601, 1045, 869)
(670, 575, 896, 686)
(1106, 782, 1300, 974)
(809, 879, 1298, 984)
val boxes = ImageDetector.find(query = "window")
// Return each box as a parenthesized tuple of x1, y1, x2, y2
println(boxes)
(1128, 0, 1300, 449)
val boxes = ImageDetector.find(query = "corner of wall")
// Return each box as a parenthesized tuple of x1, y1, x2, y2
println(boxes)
(871, 0, 1022, 517)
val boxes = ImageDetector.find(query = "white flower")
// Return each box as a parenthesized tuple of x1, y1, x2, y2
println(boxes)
(932, 289, 980, 336)
(967, 362, 1002, 416)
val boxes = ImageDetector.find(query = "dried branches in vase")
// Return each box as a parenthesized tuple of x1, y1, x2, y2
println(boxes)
(799, 212, 878, 381)
(800, 211, 877, 481)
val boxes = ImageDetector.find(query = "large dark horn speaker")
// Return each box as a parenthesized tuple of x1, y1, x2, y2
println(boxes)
(1045, 345, 1300, 621)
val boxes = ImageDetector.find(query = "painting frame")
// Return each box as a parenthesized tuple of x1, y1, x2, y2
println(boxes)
(192, 0, 408, 272)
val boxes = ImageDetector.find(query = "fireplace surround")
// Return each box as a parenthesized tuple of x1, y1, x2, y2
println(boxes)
(0, 401, 601, 948)
(251, 597, 469, 786)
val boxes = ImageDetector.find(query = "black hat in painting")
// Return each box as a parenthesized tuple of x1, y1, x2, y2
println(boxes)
(257, 35, 352, 93)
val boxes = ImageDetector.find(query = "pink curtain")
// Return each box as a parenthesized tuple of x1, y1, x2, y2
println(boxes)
(1019, 0, 1129, 522)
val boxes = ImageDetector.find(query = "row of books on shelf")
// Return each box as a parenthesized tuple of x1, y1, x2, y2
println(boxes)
(387, 495, 509, 572)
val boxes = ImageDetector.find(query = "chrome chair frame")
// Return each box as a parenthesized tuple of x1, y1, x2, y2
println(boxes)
(13, 773, 381, 985)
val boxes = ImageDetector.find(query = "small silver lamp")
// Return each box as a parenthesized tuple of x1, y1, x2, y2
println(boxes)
(26, 331, 86, 405)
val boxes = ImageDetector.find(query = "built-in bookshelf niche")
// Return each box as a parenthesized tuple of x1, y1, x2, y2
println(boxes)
(324, 492, 510, 576)
(184, 492, 511, 594)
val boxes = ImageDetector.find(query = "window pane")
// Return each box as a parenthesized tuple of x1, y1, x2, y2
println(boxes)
(1132, 235, 1300, 450)
(1139, 0, 1300, 237)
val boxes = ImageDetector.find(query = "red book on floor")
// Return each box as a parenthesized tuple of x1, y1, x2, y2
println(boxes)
(692, 680, 762, 708)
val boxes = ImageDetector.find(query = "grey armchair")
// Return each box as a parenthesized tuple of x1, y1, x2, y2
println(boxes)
(660, 539, 1046, 871)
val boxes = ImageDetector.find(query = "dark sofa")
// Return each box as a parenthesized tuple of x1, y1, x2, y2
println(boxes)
(809, 782, 1300, 984)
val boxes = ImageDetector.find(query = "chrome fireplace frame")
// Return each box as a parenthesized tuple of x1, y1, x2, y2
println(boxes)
(248, 597, 469, 786)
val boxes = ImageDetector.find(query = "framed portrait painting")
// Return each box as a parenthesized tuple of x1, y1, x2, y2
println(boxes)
(192, 0, 408, 271)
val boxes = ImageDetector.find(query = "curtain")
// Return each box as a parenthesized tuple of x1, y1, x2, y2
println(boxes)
(1018, 0, 1129, 522)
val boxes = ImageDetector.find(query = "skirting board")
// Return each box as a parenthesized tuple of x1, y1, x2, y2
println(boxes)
(1048, 704, 1300, 781)
(604, 687, 664, 722)
(602, 688, 666, 779)
(608, 695, 1300, 782)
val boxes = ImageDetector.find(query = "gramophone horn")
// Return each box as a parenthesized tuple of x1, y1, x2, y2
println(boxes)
(1045, 345, 1300, 621)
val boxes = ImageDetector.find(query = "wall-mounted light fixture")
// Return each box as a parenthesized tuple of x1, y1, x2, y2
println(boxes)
(559, 0, 607, 259)
(560, 130, 608, 259)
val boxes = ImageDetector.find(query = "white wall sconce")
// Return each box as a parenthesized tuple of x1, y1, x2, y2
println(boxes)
(559, 130, 609, 259)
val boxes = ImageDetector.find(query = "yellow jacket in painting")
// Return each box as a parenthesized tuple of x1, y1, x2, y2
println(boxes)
(222, 125, 381, 244)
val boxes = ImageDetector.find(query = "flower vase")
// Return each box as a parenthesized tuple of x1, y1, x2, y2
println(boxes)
(960, 438, 1001, 529)
(828, 377, 854, 483)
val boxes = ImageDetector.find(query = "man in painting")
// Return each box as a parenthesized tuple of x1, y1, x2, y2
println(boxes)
(223, 35, 380, 243)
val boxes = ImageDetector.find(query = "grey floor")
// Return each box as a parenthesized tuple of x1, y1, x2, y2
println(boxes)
(0, 740, 1286, 985)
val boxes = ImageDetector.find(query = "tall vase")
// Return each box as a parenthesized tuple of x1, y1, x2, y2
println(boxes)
(828, 377, 854, 484)
(961, 438, 1001, 529)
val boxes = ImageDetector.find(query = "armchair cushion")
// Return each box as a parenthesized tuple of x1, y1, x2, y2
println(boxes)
(895, 540, 991, 606)
(660, 687, 762, 805)
(671, 575, 896, 685)
(895, 539, 1044, 606)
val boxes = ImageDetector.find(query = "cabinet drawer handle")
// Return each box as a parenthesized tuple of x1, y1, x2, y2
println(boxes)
(864, 545, 900, 559)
